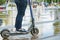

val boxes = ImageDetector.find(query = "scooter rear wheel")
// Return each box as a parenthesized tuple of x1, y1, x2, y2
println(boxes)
(1, 29, 10, 39)
(30, 28, 39, 36)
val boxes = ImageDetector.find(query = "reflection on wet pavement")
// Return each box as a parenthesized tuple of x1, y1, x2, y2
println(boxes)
(3, 39, 9, 40)
(1, 35, 39, 40)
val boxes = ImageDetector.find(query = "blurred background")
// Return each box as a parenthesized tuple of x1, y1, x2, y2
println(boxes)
(0, 0, 60, 40)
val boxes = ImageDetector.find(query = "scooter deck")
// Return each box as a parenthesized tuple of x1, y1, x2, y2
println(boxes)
(8, 32, 29, 36)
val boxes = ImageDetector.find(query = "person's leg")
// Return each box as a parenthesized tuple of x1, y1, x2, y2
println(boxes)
(15, 0, 27, 31)
(15, 15, 23, 31)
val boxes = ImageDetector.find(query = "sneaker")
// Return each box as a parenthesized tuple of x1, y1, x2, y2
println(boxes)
(16, 29, 28, 33)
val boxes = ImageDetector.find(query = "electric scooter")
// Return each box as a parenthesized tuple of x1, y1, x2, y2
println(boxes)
(1, 0, 39, 39)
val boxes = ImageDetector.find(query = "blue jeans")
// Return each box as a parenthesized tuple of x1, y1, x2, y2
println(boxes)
(15, 0, 27, 30)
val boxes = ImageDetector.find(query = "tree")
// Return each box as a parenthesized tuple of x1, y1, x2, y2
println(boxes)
(37, 0, 42, 2)
(36, 0, 60, 4)
(0, 0, 6, 5)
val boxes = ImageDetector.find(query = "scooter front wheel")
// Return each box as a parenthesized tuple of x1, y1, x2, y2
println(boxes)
(1, 29, 10, 39)
(30, 28, 39, 36)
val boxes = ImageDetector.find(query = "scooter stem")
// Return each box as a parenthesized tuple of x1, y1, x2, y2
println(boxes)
(28, 0, 35, 33)
(28, 0, 35, 26)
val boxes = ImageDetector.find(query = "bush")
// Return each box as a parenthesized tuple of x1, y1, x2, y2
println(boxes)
(0, 0, 6, 5)
(53, 21, 60, 26)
